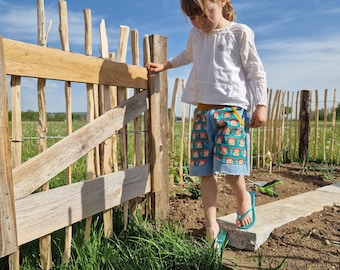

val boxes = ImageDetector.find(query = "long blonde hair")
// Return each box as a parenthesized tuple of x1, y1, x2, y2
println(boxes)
(180, 0, 236, 21)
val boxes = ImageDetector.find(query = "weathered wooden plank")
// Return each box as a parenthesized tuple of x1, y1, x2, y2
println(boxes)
(116, 25, 130, 232)
(329, 89, 337, 161)
(0, 36, 18, 258)
(3, 38, 148, 89)
(84, 7, 96, 242)
(59, 0, 72, 264)
(299, 90, 311, 161)
(169, 78, 180, 156)
(148, 35, 169, 220)
(313, 90, 319, 160)
(10, 76, 22, 167)
(179, 80, 185, 184)
(8, 74, 22, 267)
(99, 19, 114, 238)
(130, 29, 143, 215)
(13, 90, 149, 199)
(15, 165, 151, 246)
(36, 0, 52, 267)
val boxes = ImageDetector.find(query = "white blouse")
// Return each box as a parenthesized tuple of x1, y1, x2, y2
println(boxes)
(170, 22, 267, 111)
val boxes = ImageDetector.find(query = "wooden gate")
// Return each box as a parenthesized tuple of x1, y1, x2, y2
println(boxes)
(0, 31, 169, 268)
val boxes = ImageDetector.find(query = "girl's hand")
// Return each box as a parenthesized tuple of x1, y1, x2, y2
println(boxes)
(250, 105, 267, 128)
(145, 61, 172, 73)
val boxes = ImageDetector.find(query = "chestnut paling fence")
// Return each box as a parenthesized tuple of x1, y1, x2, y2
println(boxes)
(1, 1, 339, 269)
(169, 78, 340, 184)
(0, 2, 169, 270)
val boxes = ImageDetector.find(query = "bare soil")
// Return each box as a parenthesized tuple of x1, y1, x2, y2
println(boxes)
(169, 163, 340, 269)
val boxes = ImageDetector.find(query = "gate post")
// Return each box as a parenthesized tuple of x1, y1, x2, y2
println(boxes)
(148, 35, 169, 220)
(299, 90, 312, 163)
(0, 36, 18, 258)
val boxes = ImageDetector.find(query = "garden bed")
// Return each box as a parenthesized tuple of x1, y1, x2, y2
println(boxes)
(169, 163, 340, 269)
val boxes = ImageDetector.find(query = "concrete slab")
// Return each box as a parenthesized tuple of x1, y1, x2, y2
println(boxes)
(217, 182, 340, 251)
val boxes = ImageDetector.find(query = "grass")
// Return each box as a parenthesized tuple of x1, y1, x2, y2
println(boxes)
(0, 211, 227, 269)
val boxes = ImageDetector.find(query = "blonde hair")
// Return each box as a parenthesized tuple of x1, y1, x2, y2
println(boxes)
(180, 0, 236, 21)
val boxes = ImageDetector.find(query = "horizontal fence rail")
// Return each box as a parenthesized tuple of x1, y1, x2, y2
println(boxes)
(3, 39, 148, 89)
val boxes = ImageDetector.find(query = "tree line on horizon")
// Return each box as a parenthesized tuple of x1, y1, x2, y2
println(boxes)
(8, 104, 340, 122)
(284, 104, 340, 121)
(8, 110, 86, 122)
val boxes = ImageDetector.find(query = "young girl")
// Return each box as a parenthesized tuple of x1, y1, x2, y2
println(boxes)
(146, 0, 267, 253)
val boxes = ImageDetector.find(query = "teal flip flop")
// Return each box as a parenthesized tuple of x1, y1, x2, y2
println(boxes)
(214, 228, 227, 257)
(237, 191, 256, 230)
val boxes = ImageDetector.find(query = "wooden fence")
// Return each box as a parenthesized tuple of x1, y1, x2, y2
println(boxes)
(0, 2, 169, 269)
(169, 78, 340, 183)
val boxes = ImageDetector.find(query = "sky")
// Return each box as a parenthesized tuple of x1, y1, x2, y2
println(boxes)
(1, 0, 340, 114)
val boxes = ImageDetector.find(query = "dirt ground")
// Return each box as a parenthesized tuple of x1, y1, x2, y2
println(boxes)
(169, 163, 340, 269)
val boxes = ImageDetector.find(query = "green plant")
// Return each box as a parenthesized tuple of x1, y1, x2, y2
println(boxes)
(308, 162, 335, 182)
(255, 250, 287, 270)
(186, 181, 201, 200)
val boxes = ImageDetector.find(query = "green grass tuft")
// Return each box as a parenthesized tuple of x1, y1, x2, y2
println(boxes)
(1, 214, 227, 269)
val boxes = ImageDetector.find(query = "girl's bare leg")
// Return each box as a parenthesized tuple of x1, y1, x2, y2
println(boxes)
(200, 174, 220, 243)
(225, 175, 253, 227)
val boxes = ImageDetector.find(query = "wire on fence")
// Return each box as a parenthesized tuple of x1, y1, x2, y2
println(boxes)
(10, 130, 150, 142)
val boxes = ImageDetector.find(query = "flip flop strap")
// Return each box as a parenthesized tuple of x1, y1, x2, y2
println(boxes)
(237, 208, 252, 221)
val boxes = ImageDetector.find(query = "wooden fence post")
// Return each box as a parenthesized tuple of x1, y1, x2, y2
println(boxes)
(313, 90, 319, 160)
(37, 0, 52, 267)
(59, 0, 73, 263)
(0, 36, 18, 258)
(169, 78, 180, 155)
(322, 89, 328, 161)
(329, 89, 337, 162)
(299, 90, 312, 162)
(99, 18, 114, 238)
(130, 29, 143, 215)
(83, 7, 96, 242)
(148, 35, 169, 220)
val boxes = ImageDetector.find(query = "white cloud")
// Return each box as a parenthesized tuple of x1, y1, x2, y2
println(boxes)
(322, 7, 340, 15)
(0, 2, 104, 54)
(260, 33, 340, 91)
(0, 5, 37, 41)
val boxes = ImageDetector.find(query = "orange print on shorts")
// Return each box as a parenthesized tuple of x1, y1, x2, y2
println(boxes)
(227, 138, 236, 146)
(233, 148, 241, 156)
(219, 146, 228, 154)
(225, 158, 234, 164)
(238, 159, 245, 165)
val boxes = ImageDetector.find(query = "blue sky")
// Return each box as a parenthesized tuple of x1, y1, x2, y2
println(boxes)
(1, 0, 339, 113)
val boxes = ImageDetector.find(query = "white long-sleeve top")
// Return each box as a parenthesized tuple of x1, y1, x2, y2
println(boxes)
(170, 22, 267, 111)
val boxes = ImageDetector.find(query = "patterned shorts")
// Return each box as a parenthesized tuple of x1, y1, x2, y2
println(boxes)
(189, 106, 250, 176)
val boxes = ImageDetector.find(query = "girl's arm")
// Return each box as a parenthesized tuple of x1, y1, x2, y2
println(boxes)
(238, 24, 267, 128)
(238, 24, 267, 109)
(146, 28, 195, 73)
(250, 104, 267, 128)
(145, 46, 192, 73)
(145, 61, 173, 73)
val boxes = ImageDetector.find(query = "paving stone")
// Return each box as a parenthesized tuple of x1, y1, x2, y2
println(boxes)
(217, 182, 340, 251)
